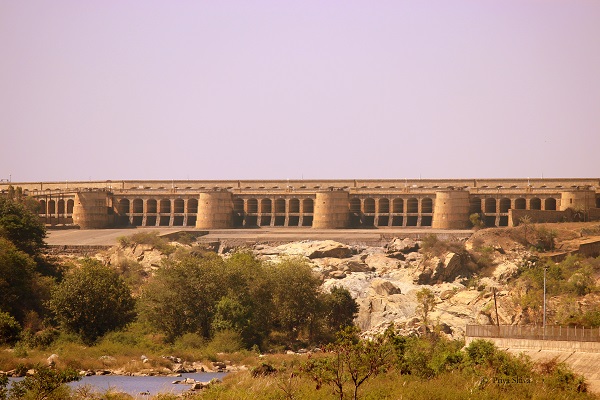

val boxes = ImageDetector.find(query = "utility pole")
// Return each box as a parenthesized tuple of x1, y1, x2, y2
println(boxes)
(543, 266, 548, 339)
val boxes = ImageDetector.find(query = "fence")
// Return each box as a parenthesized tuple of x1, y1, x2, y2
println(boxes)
(466, 325, 600, 342)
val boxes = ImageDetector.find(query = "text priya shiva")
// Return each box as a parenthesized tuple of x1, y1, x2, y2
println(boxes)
(492, 376, 533, 384)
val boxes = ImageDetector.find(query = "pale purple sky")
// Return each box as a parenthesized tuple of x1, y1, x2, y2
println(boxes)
(1, 1, 599, 182)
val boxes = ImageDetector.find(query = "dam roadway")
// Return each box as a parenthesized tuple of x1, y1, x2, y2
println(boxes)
(45, 227, 472, 246)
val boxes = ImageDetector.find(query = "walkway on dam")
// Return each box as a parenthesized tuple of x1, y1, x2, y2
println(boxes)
(45, 227, 472, 246)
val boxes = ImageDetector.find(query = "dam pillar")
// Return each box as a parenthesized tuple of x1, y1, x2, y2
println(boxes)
(313, 190, 350, 229)
(431, 190, 471, 229)
(196, 191, 234, 229)
(72, 191, 113, 229)
(560, 189, 596, 212)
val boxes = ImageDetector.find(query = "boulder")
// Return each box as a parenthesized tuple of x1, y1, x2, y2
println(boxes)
(330, 271, 347, 279)
(273, 240, 352, 259)
(387, 238, 420, 254)
(372, 280, 402, 296)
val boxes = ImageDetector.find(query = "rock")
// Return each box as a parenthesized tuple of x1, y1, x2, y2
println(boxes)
(364, 253, 400, 273)
(274, 240, 352, 259)
(212, 361, 226, 370)
(251, 363, 277, 378)
(185, 378, 196, 384)
(438, 322, 453, 334)
(418, 253, 467, 284)
(307, 241, 353, 259)
(372, 280, 402, 296)
(387, 252, 406, 260)
(99, 355, 117, 365)
(493, 262, 519, 282)
(387, 238, 420, 254)
(330, 271, 346, 279)
(47, 354, 59, 366)
(344, 260, 370, 273)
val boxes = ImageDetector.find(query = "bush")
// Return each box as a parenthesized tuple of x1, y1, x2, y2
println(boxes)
(48, 259, 136, 344)
(0, 311, 21, 345)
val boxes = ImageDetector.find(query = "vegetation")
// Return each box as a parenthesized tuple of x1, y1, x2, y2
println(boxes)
(0, 193, 599, 399)
(415, 288, 436, 325)
(140, 251, 357, 349)
(48, 259, 136, 345)
(196, 333, 593, 400)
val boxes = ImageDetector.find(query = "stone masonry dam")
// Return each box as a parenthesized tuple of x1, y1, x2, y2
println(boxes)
(2, 178, 599, 230)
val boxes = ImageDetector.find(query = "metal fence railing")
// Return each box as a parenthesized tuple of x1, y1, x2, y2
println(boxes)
(466, 325, 600, 342)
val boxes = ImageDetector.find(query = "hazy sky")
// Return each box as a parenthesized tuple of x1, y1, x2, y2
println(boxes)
(2, 1, 599, 182)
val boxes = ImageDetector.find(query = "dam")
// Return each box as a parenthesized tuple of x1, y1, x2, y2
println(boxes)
(2, 178, 599, 230)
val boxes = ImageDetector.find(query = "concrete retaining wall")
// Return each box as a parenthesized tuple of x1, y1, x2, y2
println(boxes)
(466, 336, 600, 353)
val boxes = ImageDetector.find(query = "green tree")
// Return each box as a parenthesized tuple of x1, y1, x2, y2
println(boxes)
(140, 253, 227, 341)
(0, 197, 46, 257)
(6, 364, 80, 400)
(323, 286, 359, 333)
(269, 257, 323, 344)
(48, 259, 136, 344)
(0, 311, 21, 345)
(0, 238, 37, 322)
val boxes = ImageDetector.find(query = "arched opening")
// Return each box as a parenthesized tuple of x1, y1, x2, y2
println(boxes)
(57, 199, 65, 214)
(349, 198, 361, 213)
(160, 199, 171, 214)
(378, 198, 389, 213)
(469, 197, 482, 215)
(39, 200, 46, 215)
(261, 198, 272, 214)
(515, 198, 526, 210)
(545, 198, 557, 211)
(289, 198, 300, 213)
(133, 199, 143, 213)
(364, 198, 375, 213)
(499, 198, 511, 213)
(392, 198, 404, 213)
(530, 198, 541, 210)
(303, 198, 314, 213)
(174, 199, 184, 213)
(118, 199, 130, 215)
(274, 198, 286, 213)
(66, 199, 74, 214)
(407, 198, 418, 213)
(484, 198, 496, 213)
(233, 198, 244, 227)
(247, 199, 258, 213)
(187, 198, 198, 213)
(233, 198, 245, 213)
(421, 198, 433, 213)
(147, 199, 157, 213)
(48, 200, 56, 214)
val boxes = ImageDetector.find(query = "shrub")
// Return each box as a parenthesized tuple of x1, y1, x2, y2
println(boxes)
(0, 311, 21, 345)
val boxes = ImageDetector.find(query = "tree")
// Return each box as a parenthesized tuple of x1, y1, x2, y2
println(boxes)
(140, 253, 227, 341)
(416, 288, 436, 326)
(323, 286, 359, 333)
(48, 259, 136, 344)
(0, 311, 21, 345)
(0, 238, 37, 322)
(5, 364, 80, 400)
(0, 197, 46, 257)
(269, 257, 323, 344)
(303, 327, 393, 400)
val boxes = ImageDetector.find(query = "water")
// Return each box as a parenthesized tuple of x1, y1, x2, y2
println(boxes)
(10, 372, 228, 399)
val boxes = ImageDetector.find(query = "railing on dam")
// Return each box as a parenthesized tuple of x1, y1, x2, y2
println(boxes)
(466, 325, 600, 342)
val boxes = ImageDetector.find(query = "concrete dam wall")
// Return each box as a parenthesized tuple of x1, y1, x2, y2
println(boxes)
(2, 178, 599, 230)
